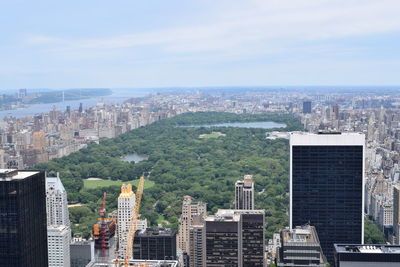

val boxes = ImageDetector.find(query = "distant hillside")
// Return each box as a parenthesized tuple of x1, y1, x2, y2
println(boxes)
(27, 88, 112, 104)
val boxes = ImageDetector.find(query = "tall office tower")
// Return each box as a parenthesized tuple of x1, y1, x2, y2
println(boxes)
(205, 209, 265, 267)
(0, 169, 48, 267)
(177, 195, 207, 254)
(290, 132, 365, 263)
(332, 104, 340, 120)
(46, 174, 71, 267)
(189, 215, 206, 267)
(277, 225, 327, 267)
(133, 228, 177, 260)
(235, 174, 255, 210)
(47, 225, 71, 267)
(394, 185, 400, 244)
(46, 173, 70, 226)
(117, 184, 135, 253)
(303, 101, 312, 114)
(334, 244, 400, 267)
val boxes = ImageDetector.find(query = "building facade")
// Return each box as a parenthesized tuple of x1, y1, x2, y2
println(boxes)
(394, 185, 400, 244)
(205, 209, 265, 267)
(133, 228, 177, 260)
(117, 184, 135, 253)
(189, 215, 206, 267)
(46, 174, 71, 267)
(334, 244, 400, 267)
(290, 132, 365, 263)
(0, 169, 48, 267)
(46, 173, 70, 226)
(177, 195, 207, 254)
(47, 225, 71, 267)
(235, 175, 255, 210)
(277, 225, 327, 267)
(70, 239, 94, 267)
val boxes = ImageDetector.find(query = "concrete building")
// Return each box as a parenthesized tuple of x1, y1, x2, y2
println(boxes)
(46, 174, 71, 267)
(235, 174, 255, 210)
(177, 195, 207, 254)
(117, 184, 135, 254)
(205, 209, 265, 267)
(47, 225, 71, 267)
(334, 244, 400, 267)
(133, 228, 177, 260)
(0, 169, 48, 267)
(394, 185, 400, 244)
(290, 132, 365, 263)
(189, 215, 206, 267)
(277, 225, 327, 267)
(46, 173, 70, 226)
(70, 239, 94, 267)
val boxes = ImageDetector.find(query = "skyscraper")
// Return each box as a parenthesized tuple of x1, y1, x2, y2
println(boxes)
(290, 132, 365, 263)
(46, 173, 70, 226)
(393, 185, 400, 244)
(177, 195, 207, 255)
(46, 174, 71, 267)
(205, 209, 265, 267)
(303, 101, 312, 114)
(0, 169, 48, 267)
(235, 174, 255, 210)
(189, 215, 206, 267)
(47, 225, 71, 267)
(117, 184, 135, 254)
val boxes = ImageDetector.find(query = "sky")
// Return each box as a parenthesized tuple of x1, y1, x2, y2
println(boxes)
(1, 0, 400, 89)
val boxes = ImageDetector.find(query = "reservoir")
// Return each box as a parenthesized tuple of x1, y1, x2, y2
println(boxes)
(180, 121, 286, 129)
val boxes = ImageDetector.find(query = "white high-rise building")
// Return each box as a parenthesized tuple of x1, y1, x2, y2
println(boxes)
(177, 195, 207, 254)
(45, 174, 71, 267)
(118, 184, 135, 254)
(47, 225, 71, 267)
(235, 175, 255, 210)
(46, 173, 70, 226)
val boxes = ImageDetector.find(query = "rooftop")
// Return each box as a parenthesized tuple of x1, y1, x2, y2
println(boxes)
(137, 228, 176, 237)
(0, 169, 40, 180)
(282, 225, 320, 244)
(335, 244, 400, 254)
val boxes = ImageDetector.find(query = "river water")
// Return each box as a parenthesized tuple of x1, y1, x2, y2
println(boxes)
(0, 88, 152, 119)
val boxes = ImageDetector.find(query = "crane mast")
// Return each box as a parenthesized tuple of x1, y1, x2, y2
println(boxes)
(123, 175, 145, 267)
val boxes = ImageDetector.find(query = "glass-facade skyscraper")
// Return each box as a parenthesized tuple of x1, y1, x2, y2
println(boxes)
(0, 170, 48, 267)
(290, 132, 364, 263)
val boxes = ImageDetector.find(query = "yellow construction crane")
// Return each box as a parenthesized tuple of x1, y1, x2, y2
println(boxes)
(123, 175, 145, 267)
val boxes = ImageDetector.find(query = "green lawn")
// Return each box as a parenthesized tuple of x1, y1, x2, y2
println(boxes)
(199, 131, 226, 139)
(83, 179, 155, 190)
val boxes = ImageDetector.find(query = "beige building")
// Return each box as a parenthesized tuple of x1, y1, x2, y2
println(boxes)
(117, 184, 135, 254)
(177, 195, 206, 255)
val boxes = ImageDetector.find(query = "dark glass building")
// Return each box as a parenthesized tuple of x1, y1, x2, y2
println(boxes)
(290, 133, 364, 263)
(334, 244, 400, 267)
(133, 228, 177, 260)
(0, 170, 48, 267)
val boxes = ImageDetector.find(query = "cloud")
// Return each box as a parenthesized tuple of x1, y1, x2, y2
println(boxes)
(22, 0, 400, 62)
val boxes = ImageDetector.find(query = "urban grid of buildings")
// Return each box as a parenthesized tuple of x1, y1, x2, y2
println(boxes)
(3, 89, 400, 266)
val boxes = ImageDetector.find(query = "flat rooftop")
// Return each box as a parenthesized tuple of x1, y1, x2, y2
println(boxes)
(335, 244, 400, 254)
(0, 169, 40, 180)
(290, 131, 365, 146)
